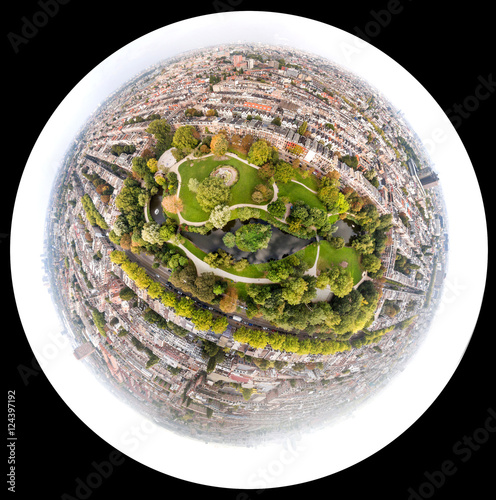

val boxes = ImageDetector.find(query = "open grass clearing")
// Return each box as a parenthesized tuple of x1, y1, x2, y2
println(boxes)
(178, 156, 268, 222)
(290, 168, 320, 191)
(317, 241, 363, 284)
(276, 181, 326, 211)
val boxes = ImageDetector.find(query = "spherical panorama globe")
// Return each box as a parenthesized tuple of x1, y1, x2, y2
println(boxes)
(10, 11, 487, 490)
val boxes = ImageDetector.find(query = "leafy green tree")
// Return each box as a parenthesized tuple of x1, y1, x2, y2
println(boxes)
(115, 179, 145, 214)
(168, 263, 198, 294)
(131, 157, 149, 179)
(265, 255, 301, 282)
(141, 221, 163, 245)
(110, 250, 129, 266)
(297, 121, 308, 135)
(361, 253, 382, 273)
(210, 133, 229, 156)
(222, 232, 235, 248)
(327, 266, 354, 298)
(356, 204, 380, 233)
(113, 215, 130, 237)
(146, 119, 173, 155)
(281, 278, 308, 305)
(246, 284, 273, 306)
(213, 281, 227, 295)
(236, 207, 260, 220)
(175, 297, 196, 318)
(234, 223, 272, 252)
(119, 286, 136, 301)
(247, 139, 274, 166)
(194, 272, 217, 303)
(341, 155, 359, 170)
(282, 335, 300, 353)
(351, 233, 375, 254)
(267, 198, 286, 218)
(232, 258, 249, 272)
(268, 332, 285, 351)
(172, 125, 199, 152)
(191, 308, 213, 331)
(188, 178, 200, 193)
(159, 219, 178, 241)
(80, 194, 108, 229)
(147, 281, 165, 299)
(196, 177, 231, 212)
(273, 162, 295, 184)
(146, 119, 171, 143)
(133, 267, 153, 290)
(161, 291, 177, 309)
(208, 204, 232, 229)
(211, 316, 229, 334)
(317, 185, 339, 210)
(147, 158, 158, 173)
(91, 307, 107, 336)
(329, 236, 345, 249)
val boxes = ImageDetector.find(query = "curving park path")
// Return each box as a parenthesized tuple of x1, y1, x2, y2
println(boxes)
(158, 151, 322, 283)
(175, 241, 273, 284)
(167, 152, 278, 226)
(304, 236, 321, 278)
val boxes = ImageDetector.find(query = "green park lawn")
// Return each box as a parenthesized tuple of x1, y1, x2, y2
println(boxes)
(328, 213, 339, 224)
(276, 181, 326, 211)
(180, 238, 207, 261)
(252, 241, 318, 277)
(178, 156, 267, 222)
(317, 241, 363, 284)
(289, 169, 320, 192)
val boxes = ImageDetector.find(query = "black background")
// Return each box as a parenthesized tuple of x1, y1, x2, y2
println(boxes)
(4, 1, 493, 498)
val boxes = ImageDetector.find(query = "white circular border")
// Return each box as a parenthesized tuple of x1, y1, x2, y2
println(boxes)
(10, 11, 487, 489)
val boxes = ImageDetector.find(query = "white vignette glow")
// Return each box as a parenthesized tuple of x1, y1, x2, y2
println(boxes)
(10, 11, 487, 490)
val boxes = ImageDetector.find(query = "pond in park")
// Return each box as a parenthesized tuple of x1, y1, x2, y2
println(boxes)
(184, 218, 315, 264)
(149, 189, 166, 225)
(332, 219, 358, 244)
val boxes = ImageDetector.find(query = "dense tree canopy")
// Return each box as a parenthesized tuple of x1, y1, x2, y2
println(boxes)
(267, 198, 286, 218)
(196, 177, 231, 213)
(172, 125, 199, 152)
(210, 133, 229, 156)
(208, 204, 232, 229)
(141, 221, 163, 245)
(247, 139, 275, 166)
(234, 223, 272, 252)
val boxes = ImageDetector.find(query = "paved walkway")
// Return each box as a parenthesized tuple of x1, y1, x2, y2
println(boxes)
(304, 237, 321, 278)
(353, 272, 372, 289)
(176, 242, 273, 284)
(312, 286, 333, 303)
(290, 179, 317, 194)
(169, 152, 278, 226)
(159, 151, 324, 283)
(157, 149, 177, 171)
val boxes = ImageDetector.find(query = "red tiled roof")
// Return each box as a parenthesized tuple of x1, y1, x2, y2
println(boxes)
(229, 373, 250, 384)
